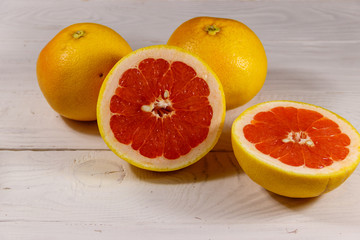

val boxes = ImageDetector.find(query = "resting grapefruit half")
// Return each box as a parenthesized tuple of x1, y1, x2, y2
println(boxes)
(97, 45, 225, 171)
(231, 101, 360, 198)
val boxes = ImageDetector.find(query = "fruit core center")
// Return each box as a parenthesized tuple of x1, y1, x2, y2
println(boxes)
(141, 90, 174, 117)
(204, 25, 220, 35)
(282, 131, 314, 147)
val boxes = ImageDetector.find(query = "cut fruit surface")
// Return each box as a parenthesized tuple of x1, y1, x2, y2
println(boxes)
(97, 45, 225, 171)
(231, 101, 360, 198)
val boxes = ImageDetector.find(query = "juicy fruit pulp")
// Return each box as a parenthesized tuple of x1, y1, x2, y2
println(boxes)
(97, 45, 225, 172)
(231, 101, 360, 198)
(244, 107, 350, 169)
(110, 58, 213, 160)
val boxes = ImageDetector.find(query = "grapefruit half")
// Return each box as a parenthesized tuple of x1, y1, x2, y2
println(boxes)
(231, 101, 360, 198)
(97, 45, 225, 171)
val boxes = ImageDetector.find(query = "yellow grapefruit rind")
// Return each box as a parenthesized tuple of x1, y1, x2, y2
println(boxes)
(231, 100, 360, 198)
(97, 45, 226, 172)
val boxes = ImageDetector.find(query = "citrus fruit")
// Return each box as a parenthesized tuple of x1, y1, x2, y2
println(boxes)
(231, 101, 360, 198)
(167, 16, 267, 109)
(97, 45, 226, 171)
(37, 23, 132, 121)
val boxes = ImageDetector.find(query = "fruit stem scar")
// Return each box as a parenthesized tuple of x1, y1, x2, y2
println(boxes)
(73, 30, 86, 39)
(204, 25, 220, 35)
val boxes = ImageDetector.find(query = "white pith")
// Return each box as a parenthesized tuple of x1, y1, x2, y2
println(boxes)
(233, 101, 360, 175)
(98, 46, 225, 171)
(153, 98, 171, 109)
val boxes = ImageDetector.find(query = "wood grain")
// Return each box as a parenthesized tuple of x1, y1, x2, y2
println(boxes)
(1, 0, 360, 48)
(1, 222, 360, 240)
(1, 151, 359, 224)
(1, 151, 360, 239)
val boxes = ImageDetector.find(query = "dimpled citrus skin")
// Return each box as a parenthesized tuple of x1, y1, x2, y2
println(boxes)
(37, 23, 132, 121)
(231, 101, 360, 198)
(168, 16, 267, 109)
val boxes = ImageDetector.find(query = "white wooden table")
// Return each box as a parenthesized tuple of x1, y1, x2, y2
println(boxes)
(1, 0, 360, 239)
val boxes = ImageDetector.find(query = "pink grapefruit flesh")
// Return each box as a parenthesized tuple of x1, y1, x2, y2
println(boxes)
(243, 106, 350, 169)
(109, 58, 213, 160)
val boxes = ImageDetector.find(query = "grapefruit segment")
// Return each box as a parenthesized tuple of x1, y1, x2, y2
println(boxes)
(138, 58, 170, 98)
(138, 118, 165, 158)
(163, 117, 191, 159)
(232, 100, 360, 198)
(271, 107, 300, 131)
(110, 113, 149, 145)
(131, 115, 157, 151)
(297, 108, 323, 131)
(172, 77, 210, 102)
(170, 61, 197, 96)
(172, 115, 209, 148)
(117, 68, 155, 102)
(97, 45, 225, 171)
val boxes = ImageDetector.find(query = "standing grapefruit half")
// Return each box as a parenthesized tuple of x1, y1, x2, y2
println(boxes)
(231, 101, 360, 198)
(97, 45, 225, 171)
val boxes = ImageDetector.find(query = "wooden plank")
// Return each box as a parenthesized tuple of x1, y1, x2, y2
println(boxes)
(1, 89, 359, 151)
(0, 151, 360, 226)
(0, 0, 359, 49)
(1, 41, 359, 150)
(2, 40, 360, 91)
(1, 222, 360, 240)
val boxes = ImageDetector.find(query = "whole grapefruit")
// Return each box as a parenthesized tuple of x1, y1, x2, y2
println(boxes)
(37, 23, 132, 121)
(168, 16, 267, 109)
